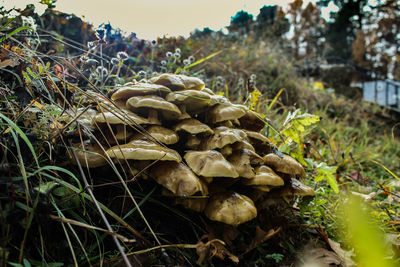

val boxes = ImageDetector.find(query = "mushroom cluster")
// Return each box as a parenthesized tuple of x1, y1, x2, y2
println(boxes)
(70, 73, 315, 226)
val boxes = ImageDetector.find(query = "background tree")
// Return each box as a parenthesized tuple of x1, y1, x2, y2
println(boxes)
(352, 0, 400, 79)
(323, 0, 368, 60)
(255, 5, 290, 39)
(286, 0, 326, 60)
(229, 10, 254, 34)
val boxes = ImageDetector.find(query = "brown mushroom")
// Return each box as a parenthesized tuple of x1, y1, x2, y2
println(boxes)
(228, 149, 263, 179)
(149, 73, 205, 90)
(162, 104, 191, 120)
(231, 140, 256, 152)
(111, 83, 171, 100)
(239, 110, 265, 132)
(150, 161, 207, 196)
(174, 118, 214, 135)
(219, 145, 233, 157)
(93, 110, 155, 125)
(202, 126, 247, 150)
(244, 130, 272, 155)
(165, 90, 211, 113)
(201, 87, 215, 95)
(184, 150, 239, 178)
(207, 103, 246, 123)
(242, 165, 284, 186)
(126, 95, 181, 117)
(244, 130, 269, 143)
(106, 139, 181, 162)
(70, 140, 108, 168)
(185, 135, 202, 149)
(114, 124, 134, 141)
(263, 153, 306, 178)
(209, 94, 229, 106)
(204, 191, 257, 226)
(131, 125, 179, 145)
(252, 185, 271, 192)
(63, 108, 97, 129)
(280, 178, 315, 197)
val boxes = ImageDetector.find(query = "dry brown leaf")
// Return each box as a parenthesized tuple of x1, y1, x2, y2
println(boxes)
(0, 58, 19, 68)
(328, 238, 356, 267)
(299, 247, 342, 266)
(195, 237, 239, 264)
(211, 241, 239, 263)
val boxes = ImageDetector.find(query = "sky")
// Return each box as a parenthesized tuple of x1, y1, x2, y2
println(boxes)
(2, 0, 337, 40)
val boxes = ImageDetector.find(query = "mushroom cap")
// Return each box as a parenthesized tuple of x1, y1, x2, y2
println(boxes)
(263, 153, 306, 178)
(184, 150, 239, 178)
(174, 118, 214, 135)
(111, 83, 171, 100)
(243, 130, 269, 144)
(239, 110, 265, 132)
(207, 103, 247, 123)
(204, 191, 257, 226)
(106, 139, 181, 162)
(126, 95, 181, 117)
(231, 140, 256, 152)
(165, 90, 211, 113)
(244, 130, 272, 155)
(131, 125, 179, 145)
(149, 73, 205, 90)
(243, 165, 284, 186)
(71, 140, 107, 168)
(227, 149, 263, 179)
(209, 94, 229, 106)
(63, 108, 97, 129)
(214, 120, 234, 128)
(93, 110, 154, 125)
(280, 178, 315, 197)
(202, 126, 247, 150)
(150, 161, 207, 196)
(201, 87, 215, 95)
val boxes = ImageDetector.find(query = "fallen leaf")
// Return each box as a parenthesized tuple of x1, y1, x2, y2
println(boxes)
(211, 240, 239, 263)
(299, 247, 342, 266)
(195, 237, 238, 264)
(351, 191, 376, 202)
(328, 238, 356, 267)
(0, 58, 19, 68)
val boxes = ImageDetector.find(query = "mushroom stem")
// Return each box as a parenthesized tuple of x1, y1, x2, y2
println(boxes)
(148, 109, 159, 125)
(115, 124, 132, 142)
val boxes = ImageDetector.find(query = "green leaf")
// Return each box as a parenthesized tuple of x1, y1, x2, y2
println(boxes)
(34, 181, 59, 195)
(8, 262, 23, 267)
(315, 163, 339, 193)
(291, 145, 307, 166)
(0, 26, 34, 43)
(281, 110, 320, 144)
(23, 258, 31, 267)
